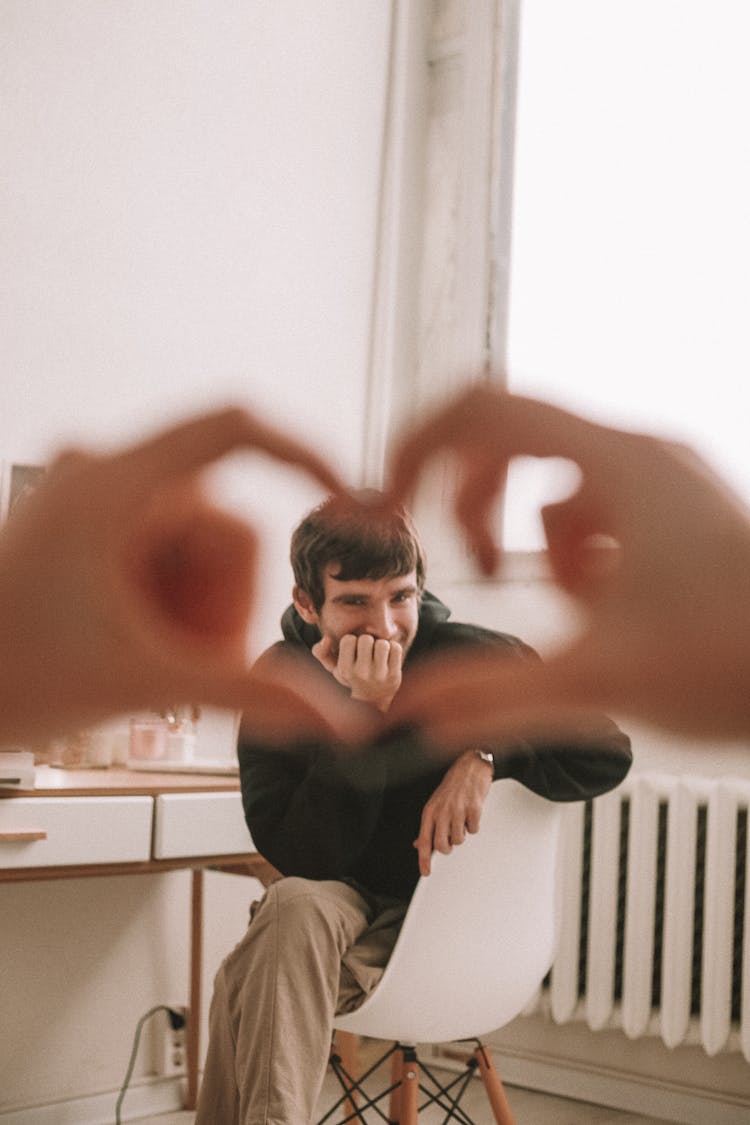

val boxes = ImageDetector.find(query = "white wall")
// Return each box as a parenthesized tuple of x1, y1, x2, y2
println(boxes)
(1, 0, 393, 648)
(0, 2, 397, 1116)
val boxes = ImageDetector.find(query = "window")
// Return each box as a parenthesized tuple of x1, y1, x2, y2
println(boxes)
(503, 1, 750, 549)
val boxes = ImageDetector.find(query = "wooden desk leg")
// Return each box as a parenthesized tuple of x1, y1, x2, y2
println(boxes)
(186, 867, 204, 1111)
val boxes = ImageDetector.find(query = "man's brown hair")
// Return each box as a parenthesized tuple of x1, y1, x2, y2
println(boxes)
(290, 493, 426, 611)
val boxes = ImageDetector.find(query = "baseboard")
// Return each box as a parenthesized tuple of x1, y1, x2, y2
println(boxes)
(495, 1045, 750, 1125)
(0, 1075, 185, 1125)
(435, 1042, 750, 1125)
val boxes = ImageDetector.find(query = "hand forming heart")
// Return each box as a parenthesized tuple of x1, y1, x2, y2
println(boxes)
(0, 407, 364, 745)
(384, 384, 750, 742)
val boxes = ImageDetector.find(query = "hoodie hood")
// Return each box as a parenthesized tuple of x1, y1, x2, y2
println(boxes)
(280, 589, 451, 658)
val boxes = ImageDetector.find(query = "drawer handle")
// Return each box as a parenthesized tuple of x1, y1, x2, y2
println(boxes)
(0, 830, 47, 843)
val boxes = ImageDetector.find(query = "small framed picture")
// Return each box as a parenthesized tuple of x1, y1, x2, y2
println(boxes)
(0, 462, 46, 523)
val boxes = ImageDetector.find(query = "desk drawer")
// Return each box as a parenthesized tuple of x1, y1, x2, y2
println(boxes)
(0, 796, 153, 868)
(153, 792, 254, 858)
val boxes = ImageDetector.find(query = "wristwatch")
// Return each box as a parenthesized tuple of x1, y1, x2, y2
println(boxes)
(474, 749, 494, 771)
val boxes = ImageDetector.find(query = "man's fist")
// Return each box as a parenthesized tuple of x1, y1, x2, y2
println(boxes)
(313, 633, 403, 712)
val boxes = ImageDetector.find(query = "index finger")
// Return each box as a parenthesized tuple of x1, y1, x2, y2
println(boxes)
(387, 386, 630, 503)
(414, 814, 434, 877)
(109, 406, 346, 503)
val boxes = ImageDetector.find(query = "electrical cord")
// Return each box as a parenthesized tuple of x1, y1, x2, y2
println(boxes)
(115, 1004, 186, 1125)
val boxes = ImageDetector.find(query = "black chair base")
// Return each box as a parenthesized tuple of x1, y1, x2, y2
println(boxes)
(317, 1038, 515, 1124)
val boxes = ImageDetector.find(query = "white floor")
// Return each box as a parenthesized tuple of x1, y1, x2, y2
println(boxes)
(135, 1074, 673, 1125)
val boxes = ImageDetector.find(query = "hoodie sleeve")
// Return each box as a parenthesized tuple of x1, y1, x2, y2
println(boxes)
(491, 718, 632, 801)
(238, 644, 389, 879)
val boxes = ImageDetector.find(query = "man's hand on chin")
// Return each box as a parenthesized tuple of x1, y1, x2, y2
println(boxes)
(312, 633, 403, 713)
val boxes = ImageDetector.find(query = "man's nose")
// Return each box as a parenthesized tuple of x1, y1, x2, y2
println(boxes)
(365, 604, 398, 639)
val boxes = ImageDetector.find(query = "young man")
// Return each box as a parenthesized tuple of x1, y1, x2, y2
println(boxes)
(196, 496, 632, 1125)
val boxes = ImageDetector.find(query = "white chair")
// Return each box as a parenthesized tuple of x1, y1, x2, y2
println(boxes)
(318, 778, 563, 1124)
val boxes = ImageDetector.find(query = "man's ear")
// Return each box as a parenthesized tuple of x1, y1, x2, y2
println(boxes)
(293, 585, 320, 626)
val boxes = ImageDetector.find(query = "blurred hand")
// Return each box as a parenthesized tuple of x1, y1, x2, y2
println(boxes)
(0, 407, 351, 744)
(387, 384, 750, 740)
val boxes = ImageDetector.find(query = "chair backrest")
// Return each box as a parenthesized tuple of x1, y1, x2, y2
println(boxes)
(334, 778, 563, 1044)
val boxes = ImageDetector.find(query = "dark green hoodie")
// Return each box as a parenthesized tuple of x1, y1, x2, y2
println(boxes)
(238, 592, 631, 902)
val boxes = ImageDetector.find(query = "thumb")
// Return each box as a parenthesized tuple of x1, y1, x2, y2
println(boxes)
(237, 669, 376, 746)
(312, 634, 337, 673)
(542, 491, 621, 603)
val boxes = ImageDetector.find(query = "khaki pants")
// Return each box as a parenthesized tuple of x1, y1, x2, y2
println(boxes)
(195, 876, 406, 1125)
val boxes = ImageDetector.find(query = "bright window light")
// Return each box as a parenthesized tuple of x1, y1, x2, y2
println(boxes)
(504, 0, 750, 549)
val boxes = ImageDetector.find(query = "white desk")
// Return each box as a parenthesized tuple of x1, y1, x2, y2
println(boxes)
(0, 765, 274, 1109)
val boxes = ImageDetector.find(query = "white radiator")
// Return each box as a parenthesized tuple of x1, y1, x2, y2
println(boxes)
(540, 772, 750, 1061)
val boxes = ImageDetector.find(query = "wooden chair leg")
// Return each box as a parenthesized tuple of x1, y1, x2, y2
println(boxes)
(335, 1030, 360, 1117)
(474, 1044, 516, 1125)
(388, 1045, 403, 1123)
(399, 1047, 419, 1125)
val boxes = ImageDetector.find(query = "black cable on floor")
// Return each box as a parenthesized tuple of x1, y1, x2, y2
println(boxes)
(115, 1004, 186, 1125)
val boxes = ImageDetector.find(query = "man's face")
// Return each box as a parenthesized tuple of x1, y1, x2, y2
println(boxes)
(296, 566, 420, 659)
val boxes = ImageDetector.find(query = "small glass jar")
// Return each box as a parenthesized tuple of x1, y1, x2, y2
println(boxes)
(128, 717, 168, 761)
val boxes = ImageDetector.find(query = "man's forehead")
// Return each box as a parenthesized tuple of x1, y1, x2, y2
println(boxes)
(323, 566, 418, 597)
